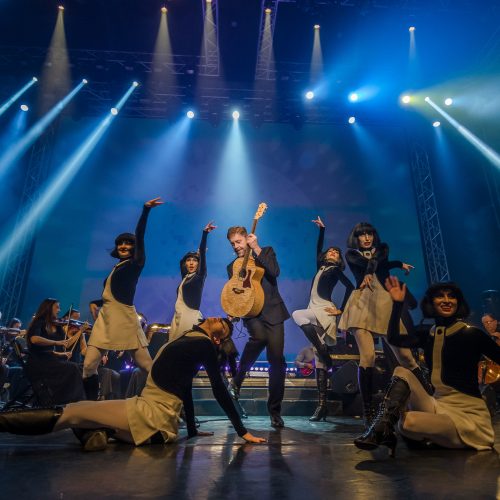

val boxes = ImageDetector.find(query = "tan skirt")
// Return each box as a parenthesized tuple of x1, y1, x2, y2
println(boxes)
(126, 373, 182, 445)
(434, 390, 494, 451)
(338, 276, 406, 335)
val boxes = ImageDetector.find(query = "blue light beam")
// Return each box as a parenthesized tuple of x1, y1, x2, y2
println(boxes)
(0, 77, 37, 117)
(0, 81, 86, 180)
(425, 97, 500, 169)
(0, 83, 137, 267)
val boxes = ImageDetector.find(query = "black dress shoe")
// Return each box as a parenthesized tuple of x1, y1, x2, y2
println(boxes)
(270, 415, 284, 428)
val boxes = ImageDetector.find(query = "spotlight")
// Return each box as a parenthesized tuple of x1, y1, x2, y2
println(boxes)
(444, 98, 453, 106)
(58, 5, 64, 11)
(20, 104, 29, 112)
(433, 121, 441, 127)
(161, 6, 167, 13)
(348, 116, 356, 124)
(110, 107, 118, 115)
(186, 110, 195, 119)
(32, 77, 38, 82)
(132, 81, 139, 87)
(314, 24, 320, 30)
(409, 26, 415, 32)
(424, 96, 430, 102)
(401, 95, 411, 104)
(232, 110, 240, 120)
(265, 8, 271, 14)
(206, 0, 212, 3)
(348, 92, 359, 102)
(82, 78, 88, 84)
(305, 90, 314, 100)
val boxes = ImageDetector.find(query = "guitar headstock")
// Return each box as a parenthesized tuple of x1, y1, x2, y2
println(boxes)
(254, 202, 268, 220)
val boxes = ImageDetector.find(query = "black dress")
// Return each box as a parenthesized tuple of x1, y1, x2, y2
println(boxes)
(26, 321, 86, 404)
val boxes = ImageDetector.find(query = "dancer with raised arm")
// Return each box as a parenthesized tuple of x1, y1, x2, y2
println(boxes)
(82, 198, 163, 400)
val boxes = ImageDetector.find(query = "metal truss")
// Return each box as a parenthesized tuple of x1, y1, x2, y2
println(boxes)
(201, 0, 220, 77)
(409, 142, 450, 284)
(0, 124, 58, 322)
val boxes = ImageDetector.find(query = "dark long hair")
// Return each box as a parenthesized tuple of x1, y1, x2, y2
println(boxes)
(27, 298, 59, 340)
(346, 222, 381, 249)
(319, 246, 346, 271)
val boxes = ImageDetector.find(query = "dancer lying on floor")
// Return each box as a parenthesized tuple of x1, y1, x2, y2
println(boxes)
(0, 317, 265, 450)
(355, 277, 500, 456)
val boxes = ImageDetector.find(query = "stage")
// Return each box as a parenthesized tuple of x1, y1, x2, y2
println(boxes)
(1, 416, 499, 499)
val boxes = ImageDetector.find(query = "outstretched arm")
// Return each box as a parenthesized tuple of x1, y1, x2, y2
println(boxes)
(312, 216, 325, 263)
(198, 221, 216, 277)
(134, 197, 164, 265)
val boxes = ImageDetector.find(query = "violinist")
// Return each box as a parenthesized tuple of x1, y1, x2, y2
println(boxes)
(25, 298, 86, 404)
(61, 309, 91, 364)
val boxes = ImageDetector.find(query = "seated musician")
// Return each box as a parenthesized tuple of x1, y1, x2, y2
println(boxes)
(25, 298, 86, 404)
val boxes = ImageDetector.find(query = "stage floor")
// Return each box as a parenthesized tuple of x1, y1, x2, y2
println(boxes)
(1, 416, 499, 499)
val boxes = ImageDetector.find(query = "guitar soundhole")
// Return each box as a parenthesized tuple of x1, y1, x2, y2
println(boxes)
(242, 269, 252, 288)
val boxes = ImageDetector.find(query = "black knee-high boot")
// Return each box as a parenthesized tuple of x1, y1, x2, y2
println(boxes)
(354, 376, 411, 457)
(299, 324, 332, 369)
(0, 407, 64, 435)
(411, 366, 434, 396)
(310, 368, 328, 421)
(83, 374, 100, 401)
(358, 366, 375, 428)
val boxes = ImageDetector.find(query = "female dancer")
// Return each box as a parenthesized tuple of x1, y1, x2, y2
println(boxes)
(355, 277, 500, 455)
(338, 222, 422, 428)
(25, 299, 86, 404)
(0, 317, 265, 449)
(168, 221, 216, 342)
(83, 198, 163, 399)
(292, 216, 354, 421)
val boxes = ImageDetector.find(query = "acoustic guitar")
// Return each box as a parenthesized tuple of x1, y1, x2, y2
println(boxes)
(221, 203, 268, 318)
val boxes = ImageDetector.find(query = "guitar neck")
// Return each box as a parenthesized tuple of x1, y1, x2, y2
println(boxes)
(241, 218, 259, 269)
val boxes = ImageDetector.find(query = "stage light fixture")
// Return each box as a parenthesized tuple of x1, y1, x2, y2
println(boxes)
(409, 26, 415, 32)
(265, 8, 271, 14)
(132, 81, 139, 87)
(110, 107, 118, 115)
(433, 121, 441, 128)
(401, 95, 411, 104)
(305, 90, 314, 100)
(232, 110, 240, 120)
(20, 104, 29, 112)
(424, 96, 430, 102)
(348, 116, 356, 124)
(348, 92, 359, 102)
(58, 5, 64, 11)
(161, 6, 167, 13)
(444, 98, 453, 106)
(82, 79, 88, 84)
(187, 110, 195, 119)
(314, 24, 320, 30)
(32, 77, 38, 82)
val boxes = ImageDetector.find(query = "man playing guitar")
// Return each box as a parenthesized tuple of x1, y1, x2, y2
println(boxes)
(226, 226, 290, 428)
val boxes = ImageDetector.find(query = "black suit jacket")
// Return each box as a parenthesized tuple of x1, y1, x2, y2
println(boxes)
(227, 246, 290, 325)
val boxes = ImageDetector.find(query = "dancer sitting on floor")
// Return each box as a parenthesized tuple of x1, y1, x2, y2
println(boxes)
(355, 277, 500, 456)
(0, 317, 265, 450)
(292, 216, 354, 421)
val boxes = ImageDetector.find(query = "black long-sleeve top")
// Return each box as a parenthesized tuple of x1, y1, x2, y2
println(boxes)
(104, 206, 151, 306)
(227, 246, 290, 325)
(179, 230, 208, 310)
(314, 227, 354, 311)
(151, 331, 247, 438)
(387, 301, 500, 398)
(346, 243, 403, 289)
(27, 320, 65, 356)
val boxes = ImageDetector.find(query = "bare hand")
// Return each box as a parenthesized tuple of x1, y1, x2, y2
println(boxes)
(57, 339, 70, 348)
(196, 431, 214, 437)
(204, 221, 217, 233)
(304, 363, 314, 369)
(401, 262, 414, 275)
(144, 197, 164, 208)
(101, 355, 108, 365)
(246, 234, 259, 251)
(242, 432, 267, 444)
(324, 306, 342, 316)
(312, 216, 325, 228)
(360, 274, 374, 291)
(385, 276, 407, 302)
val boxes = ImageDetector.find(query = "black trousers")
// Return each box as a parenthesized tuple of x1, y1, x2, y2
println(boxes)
(234, 318, 286, 416)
